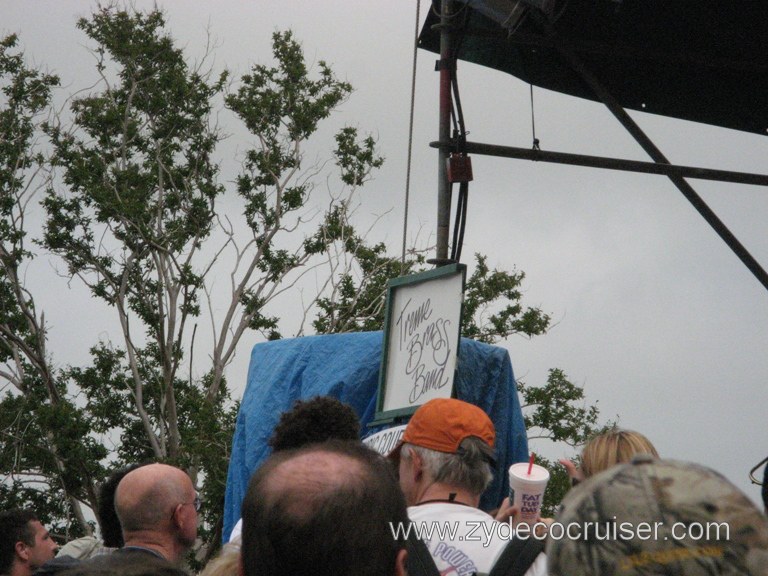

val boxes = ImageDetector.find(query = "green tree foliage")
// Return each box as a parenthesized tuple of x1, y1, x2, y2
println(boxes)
(518, 369, 614, 515)
(520, 368, 602, 446)
(0, 33, 58, 398)
(463, 255, 551, 343)
(2, 6, 388, 556)
(0, 32, 55, 391)
(43, 7, 229, 463)
(0, 33, 104, 540)
(314, 251, 551, 341)
(313, 238, 424, 334)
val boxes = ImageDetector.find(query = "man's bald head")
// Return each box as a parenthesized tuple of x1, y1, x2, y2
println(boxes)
(112, 463, 198, 562)
(241, 441, 409, 576)
(115, 464, 194, 533)
(259, 450, 367, 521)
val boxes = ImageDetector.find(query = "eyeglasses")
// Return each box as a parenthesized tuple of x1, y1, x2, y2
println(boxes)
(749, 456, 767, 486)
(171, 493, 201, 519)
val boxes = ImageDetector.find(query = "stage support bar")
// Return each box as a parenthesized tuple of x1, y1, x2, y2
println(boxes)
(430, 137, 768, 291)
(428, 141, 768, 187)
(548, 28, 768, 293)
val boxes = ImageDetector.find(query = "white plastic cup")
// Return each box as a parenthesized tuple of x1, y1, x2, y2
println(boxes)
(508, 463, 550, 526)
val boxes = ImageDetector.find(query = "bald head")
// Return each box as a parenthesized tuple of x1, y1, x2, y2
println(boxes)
(241, 441, 409, 576)
(113, 463, 198, 562)
(115, 464, 193, 533)
(260, 451, 367, 520)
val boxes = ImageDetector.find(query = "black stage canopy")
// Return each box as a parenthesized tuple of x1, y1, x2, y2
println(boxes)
(419, 0, 768, 136)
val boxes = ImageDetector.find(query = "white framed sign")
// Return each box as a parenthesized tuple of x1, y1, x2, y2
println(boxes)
(373, 263, 466, 424)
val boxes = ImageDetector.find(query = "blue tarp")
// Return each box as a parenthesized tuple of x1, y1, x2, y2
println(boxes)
(223, 331, 528, 541)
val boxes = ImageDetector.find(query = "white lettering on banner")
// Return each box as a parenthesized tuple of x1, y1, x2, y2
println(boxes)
(363, 425, 407, 456)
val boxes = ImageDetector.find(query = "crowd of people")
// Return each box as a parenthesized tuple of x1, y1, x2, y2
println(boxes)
(2, 396, 768, 576)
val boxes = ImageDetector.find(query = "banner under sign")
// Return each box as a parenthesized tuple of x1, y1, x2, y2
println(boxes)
(362, 424, 407, 456)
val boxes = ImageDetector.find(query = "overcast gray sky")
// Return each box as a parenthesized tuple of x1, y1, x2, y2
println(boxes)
(3, 1, 767, 505)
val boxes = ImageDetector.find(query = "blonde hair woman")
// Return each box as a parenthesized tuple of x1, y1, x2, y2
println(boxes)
(561, 428, 658, 484)
(199, 541, 240, 576)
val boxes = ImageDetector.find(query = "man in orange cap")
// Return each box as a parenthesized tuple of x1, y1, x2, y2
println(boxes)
(389, 398, 546, 576)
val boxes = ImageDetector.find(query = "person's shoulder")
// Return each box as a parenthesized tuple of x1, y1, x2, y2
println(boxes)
(109, 548, 174, 565)
(34, 555, 81, 576)
(75, 548, 168, 567)
(57, 538, 104, 560)
(524, 552, 547, 576)
(487, 535, 547, 576)
(408, 502, 496, 522)
(58, 550, 188, 576)
(227, 519, 242, 543)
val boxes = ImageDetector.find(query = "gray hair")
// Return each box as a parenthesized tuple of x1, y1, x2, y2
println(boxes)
(402, 437, 494, 495)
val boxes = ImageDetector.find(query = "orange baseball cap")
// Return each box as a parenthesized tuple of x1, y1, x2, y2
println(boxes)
(388, 398, 495, 464)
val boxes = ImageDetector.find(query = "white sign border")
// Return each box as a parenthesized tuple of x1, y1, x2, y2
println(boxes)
(372, 263, 466, 424)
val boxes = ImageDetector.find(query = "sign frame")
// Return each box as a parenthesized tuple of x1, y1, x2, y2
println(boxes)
(371, 263, 466, 425)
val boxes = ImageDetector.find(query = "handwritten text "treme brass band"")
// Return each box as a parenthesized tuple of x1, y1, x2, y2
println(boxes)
(396, 297, 451, 404)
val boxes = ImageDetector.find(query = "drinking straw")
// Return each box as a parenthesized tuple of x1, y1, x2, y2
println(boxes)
(527, 452, 535, 475)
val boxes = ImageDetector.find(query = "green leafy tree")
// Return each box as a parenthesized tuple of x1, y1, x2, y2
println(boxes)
(518, 368, 614, 515)
(3, 7, 386, 555)
(0, 33, 106, 541)
(36, 8, 239, 546)
(462, 255, 551, 343)
(314, 250, 552, 341)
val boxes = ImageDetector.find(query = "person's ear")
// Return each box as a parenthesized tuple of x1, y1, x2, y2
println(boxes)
(410, 450, 425, 480)
(15, 541, 29, 562)
(171, 504, 183, 529)
(394, 548, 408, 576)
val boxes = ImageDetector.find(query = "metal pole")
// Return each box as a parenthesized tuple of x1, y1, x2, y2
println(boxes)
(435, 0, 454, 264)
(428, 141, 768, 187)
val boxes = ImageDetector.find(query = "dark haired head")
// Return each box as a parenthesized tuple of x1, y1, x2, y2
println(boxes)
(98, 463, 147, 548)
(268, 396, 360, 452)
(241, 440, 408, 576)
(0, 509, 38, 574)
